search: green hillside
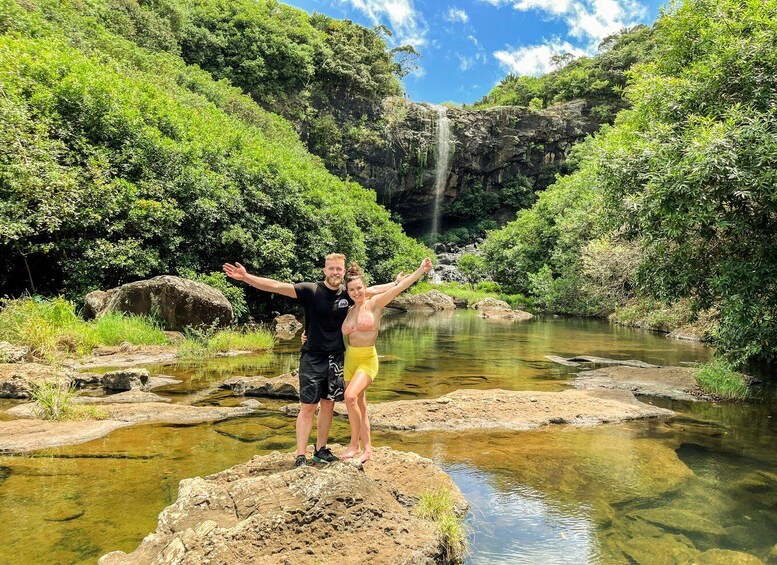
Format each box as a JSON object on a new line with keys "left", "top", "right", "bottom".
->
{"left": 0, "top": 0, "right": 428, "bottom": 304}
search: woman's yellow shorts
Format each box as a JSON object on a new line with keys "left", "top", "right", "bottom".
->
{"left": 344, "top": 344, "right": 379, "bottom": 382}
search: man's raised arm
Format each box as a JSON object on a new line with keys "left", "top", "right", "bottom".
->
{"left": 223, "top": 262, "right": 297, "bottom": 299}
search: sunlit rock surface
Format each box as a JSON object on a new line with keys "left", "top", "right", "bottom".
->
{"left": 99, "top": 447, "right": 468, "bottom": 565}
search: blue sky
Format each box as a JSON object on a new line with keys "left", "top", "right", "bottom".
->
{"left": 283, "top": 0, "right": 667, "bottom": 104}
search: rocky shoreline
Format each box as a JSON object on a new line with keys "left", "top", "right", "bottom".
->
{"left": 99, "top": 447, "right": 468, "bottom": 565}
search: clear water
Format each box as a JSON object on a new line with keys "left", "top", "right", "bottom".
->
{"left": 1, "top": 311, "right": 775, "bottom": 564}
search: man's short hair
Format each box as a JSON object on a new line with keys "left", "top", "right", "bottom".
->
{"left": 325, "top": 253, "right": 346, "bottom": 264}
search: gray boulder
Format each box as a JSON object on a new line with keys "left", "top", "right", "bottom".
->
{"left": 0, "top": 342, "right": 31, "bottom": 363}
{"left": 102, "top": 368, "right": 150, "bottom": 391}
{"left": 83, "top": 276, "right": 233, "bottom": 331}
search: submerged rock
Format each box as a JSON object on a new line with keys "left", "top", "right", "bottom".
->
{"left": 99, "top": 447, "right": 468, "bottom": 565}
{"left": 629, "top": 508, "right": 726, "bottom": 536}
{"left": 1, "top": 403, "right": 252, "bottom": 453}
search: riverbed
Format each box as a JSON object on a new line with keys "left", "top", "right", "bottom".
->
{"left": 2, "top": 311, "right": 775, "bottom": 564}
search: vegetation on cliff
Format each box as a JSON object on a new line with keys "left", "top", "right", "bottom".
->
{"left": 0, "top": 0, "right": 428, "bottom": 309}
{"left": 474, "top": 25, "right": 656, "bottom": 123}
{"left": 482, "top": 0, "right": 777, "bottom": 365}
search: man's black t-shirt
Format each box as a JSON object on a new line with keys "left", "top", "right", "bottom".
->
{"left": 294, "top": 282, "right": 353, "bottom": 353}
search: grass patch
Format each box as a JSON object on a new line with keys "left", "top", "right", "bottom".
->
{"left": 411, "top": 281, "right": 532, "bottom": 310}
{"left": 415, "top": 489, "right": 467, "bottom": 562}
{"left": 178, "top": 326, "right": 275, "bottom": 358}
{"left": 694, "top": 358, "right": 751, "bottom": 400}
{"left": 0, "top": 297, "right": 166, "bottom": 359}
{"left": 30, "top": 381, "right": 109, "bottom": 421}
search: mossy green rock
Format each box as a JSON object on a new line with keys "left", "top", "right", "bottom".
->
{"left": 620, "top": 535, "right": 698, "bottom": 564}
{"left": 630, "top": 508, "right": 726, "bottom": 536}
{"left": 683, "top": 549, "right": 763, "bottom": 564}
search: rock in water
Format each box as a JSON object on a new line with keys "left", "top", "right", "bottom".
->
{"left": 99, "top": 447, "right": 468, "bottom": 565}
{"left": 83, "top": 276, "right": 233, "bottom": 331}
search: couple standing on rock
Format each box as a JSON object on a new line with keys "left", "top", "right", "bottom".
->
{"left": 223, "top": 253, "right": 432, "bottom": 466}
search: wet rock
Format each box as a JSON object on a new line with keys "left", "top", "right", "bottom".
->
{"left": 146, "top": 375, "right": 182, "bottom": 390}
{"left": 99, "top": 447, "right": 467, "bottom": 565}
{"left": 272, "top": 314, "right": 303, "bottom": 339}
{"left": 619, "top": 535, "right": 698, "bottom": 564}
{"left": 388, "top": 290, "right": 456, "bottom": 312}
{"left": 72, "top": 372, "right": 102, "bottom": 388}
{"left": 573, "top": 366, "right": 706, "bottom": 402}
{"left": 690, "top": 549, "right": 763, "bottom": 564}
{"left": 83, "top": 276, "right": 233, "bottom": 331}
{"left": 238, "top": 399, "right": 263, "bottom": 409}
{"left": 222, "top": 371, "right": 299, "bottom": 399}
{"left": 1, "top": 404, "right": 253, "bottom": 453}
{"left": 768, "top": 544, "right": 777, "bottom": 564}
{"left": 102, "top": 368, "right": 149, "bottom": 391}
{"left": 471, "top": 298, "right": 533, "bottom": 321}
{"left": 567, "top": 355, "right": 660, "bottom": 368}
{"left": 630, "top": 508, "right": 726, "bottom": 536}
{"left": 74, "top": 390, "right": 170, "bottom": 404}
{"left": 357, "top": 388, "right": 674, "bottom": 432}
{"left": 0, "top": 342, "right": 31, "bottom": 363}
{"left": 544, "top": 355, "right": 581, "bottom": 367}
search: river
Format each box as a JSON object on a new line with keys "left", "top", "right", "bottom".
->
{"left": 1, "top": 310, "right": 775, "bottom": 564}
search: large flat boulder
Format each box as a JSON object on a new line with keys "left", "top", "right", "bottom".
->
{"left": 573, "top": 365, "right": 705, "bottom": 401}
{"left": 388, "top": 290, "right": 456, "bottom": 312}
{"left": 362, "top": 388, "right": 674, "bottom": 431}
{"left": 1, "top": 403, "right": 253, "bottom": 453}
{"left": 99, "top": 447, "right": 468, "bottom": 565}
{"left": 83, "top": 275, "right": 233, "bottom": 331}
{"left": 471, "top": 298, "right": 533, "bottom": 321}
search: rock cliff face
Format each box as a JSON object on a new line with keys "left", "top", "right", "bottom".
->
{"left": 323, "top": 98, "right": 600, "bottom": 232}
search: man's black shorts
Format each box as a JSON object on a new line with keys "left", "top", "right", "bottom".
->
{"left": 299, "top": 351, "right": 345, "bottom": 404}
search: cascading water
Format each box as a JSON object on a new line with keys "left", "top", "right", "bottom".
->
{"left": 431, "top": 106, "right": 453, "bottom": 238}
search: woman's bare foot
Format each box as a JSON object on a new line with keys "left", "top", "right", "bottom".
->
{"left": 359, "top": 449, "right": 372, "bottom": 464}
{"left": 341, "top": 446, "right": 360, "bottom": 460}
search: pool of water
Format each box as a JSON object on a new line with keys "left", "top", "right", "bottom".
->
{"left": 2, "top": 311, "right": 775, "bottom": 564}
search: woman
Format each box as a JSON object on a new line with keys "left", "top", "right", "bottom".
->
{"left": 341, "top": 257, "right": 433, "bottom": 463}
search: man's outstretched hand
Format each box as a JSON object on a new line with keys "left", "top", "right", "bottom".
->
{"left": 223, "top": 262, "right": 248, "bottom": 281}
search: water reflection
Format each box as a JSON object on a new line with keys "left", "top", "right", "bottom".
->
{"left": 4, "top": 312, "right": 775, "bottom": 564}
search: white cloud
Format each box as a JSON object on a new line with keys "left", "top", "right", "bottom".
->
{"left": 457, "top": 54, "right": 474, "bottom": 70}
{"left": 494, "top": 40, "right": 587, "bottom": 76}
{"left": 467, "top": 34, "right": 480, "bottom": 46}
{"left": 483, "top": 0, "right": 647, "bottom": 45}
{"left": 444, "top": 7, "right": 469, "bottom": 23}
{"left": 339, "top": 0, "right": 429, "bottom": 47}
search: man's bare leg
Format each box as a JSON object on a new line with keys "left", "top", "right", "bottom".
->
{"left": 296, "top": 403, "right": 318, "bottom": 455}
{"left": 316, "top": 399, "right": 335, "bottom": 450}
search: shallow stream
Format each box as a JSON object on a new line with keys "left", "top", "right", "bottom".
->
{"left": 1, "top": 311, "right": 776, "bottom": 564}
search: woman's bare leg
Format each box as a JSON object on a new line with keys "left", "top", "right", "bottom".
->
{"left": 357, "top": 390, "right": 372, "bottom": 463}
{"left": 343, "top": 371, "right": 371, "bottom": 459}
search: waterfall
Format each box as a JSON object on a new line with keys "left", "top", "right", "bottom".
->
{"left": 431, "top": 106, "right": 452, "bottom": 237}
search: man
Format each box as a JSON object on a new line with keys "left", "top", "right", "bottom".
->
{"left": 223, "top": 254, "right": 398, "bottom": 467}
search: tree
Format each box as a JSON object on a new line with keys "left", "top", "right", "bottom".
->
{"left": 457, "top": 254, "right": 485, "bottom": 289}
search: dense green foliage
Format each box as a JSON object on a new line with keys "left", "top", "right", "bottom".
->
{"left": 0, "top": 0, "right": 428, "bottom": 309}
{"left": 482, "top": 0, "right": 777, "bottom": 364}
{"left": 475, "top": 26, "right": 657, "bottom": 122}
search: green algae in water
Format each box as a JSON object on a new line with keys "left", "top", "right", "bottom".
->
{"left": 6, "top": 312, "right": 772, "bottom": 565}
